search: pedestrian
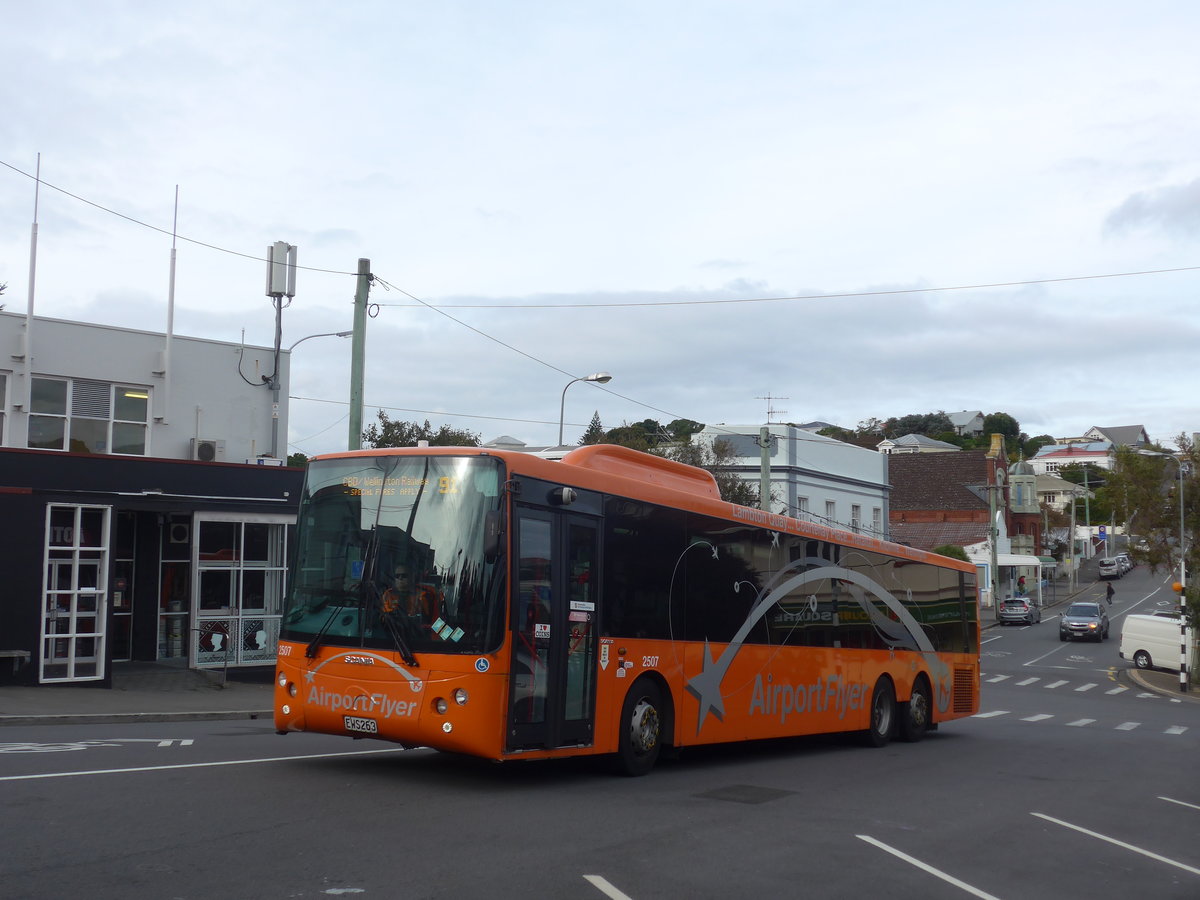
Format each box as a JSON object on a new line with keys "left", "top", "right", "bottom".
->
{"left": 1105, "top": 581, "right": 1114, "bottom": 605}
{"left": 1017, "top": 575, "right": 1026, "bottom": 596}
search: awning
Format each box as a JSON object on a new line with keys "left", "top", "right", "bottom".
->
{"left": 968, "top": 553, "right": 1043, "bottom": 569}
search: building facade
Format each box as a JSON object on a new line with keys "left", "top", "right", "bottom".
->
{"left": 699, "top": 424, "right": 890, "bottom": 538}
{"left": 0, "top": 312, "right": 303, "bottom": 685}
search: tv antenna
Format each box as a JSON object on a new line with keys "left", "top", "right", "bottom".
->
{"left": 755, "top": 393, "right": 789, "bottom": 424}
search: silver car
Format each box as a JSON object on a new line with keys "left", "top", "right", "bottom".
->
{"left": 999, "top": 596, "right": 1041, "bottom": 625}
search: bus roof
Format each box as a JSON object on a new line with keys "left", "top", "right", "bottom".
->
{"left": 310, "top": 444, "right": 974, "bottom": 574}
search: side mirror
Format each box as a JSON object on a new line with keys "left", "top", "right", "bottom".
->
{"left": 483, "top": 509, "right": 503, "bottom": 564}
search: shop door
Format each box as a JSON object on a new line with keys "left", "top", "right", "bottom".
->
{"left": 41, "top": 504, "right": 111, "bottom": 683}
{"left": 507, "top": 508, "right": 598, "bottom": 751}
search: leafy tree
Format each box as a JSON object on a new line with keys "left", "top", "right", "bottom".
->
{"left": 664, "top": 418, "right": 704, "bottom": 442}
{"left": 580, "top": 411, "right": 605, "bottom": 445}
{"left": 885, "top": 411, "right": 954, "bottom": 438}
{"left": 933, "top": 544, "right": 969, "bottom": 562}
{"left": 1105, "top": 442, "right": 1200, "bottom": 633}
{"left": 602, "top": 419, "right": 676, "bottom": 451}
{"left": 983, "top": 412, "right": 1021, "bottom": 445}
{"left": 286, "top": 451, "right": 309, "bottom": 468}
{"left": 361, "top": 411, "right": 480, "bottom": 448}
{"left": 1023, "top": 433, "right": 1056, "bottom": 457}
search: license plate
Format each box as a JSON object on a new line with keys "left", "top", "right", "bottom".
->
{"left": 343, "top": 715, "right": 378, "bottom": 734}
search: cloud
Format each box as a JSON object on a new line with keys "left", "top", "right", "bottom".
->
{"left": 1104, "top": 178, "right": 1200, "bottom": 238}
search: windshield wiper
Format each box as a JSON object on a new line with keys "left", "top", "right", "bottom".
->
{"left": 364, "top": 579, "right": 418, "bottom": 667}
{"left": 305, "top": 603, "right": 344, "bottom": 658}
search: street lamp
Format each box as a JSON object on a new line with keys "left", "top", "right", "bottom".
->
{"left": 288, "top": 330, "right": 352, "bottom": 352}
{"left": 558, "top": 372, "right": 612, "bottom": 446}
{"left": 270, "top": 330, "right": 353, "bottom": 458}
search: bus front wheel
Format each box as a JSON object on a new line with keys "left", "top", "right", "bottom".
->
{"left": 862, "top": 678, "right": 896, "bottom": 748}
{"left": 615, "top": 679, "right": 663, "bottom": 776}
{"left": 899, "top": 676, "right": 931, "bottom": 743}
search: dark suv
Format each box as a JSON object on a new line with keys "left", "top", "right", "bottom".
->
{"left": 1059, "top": 601, "right": 1110, "bottom": 642}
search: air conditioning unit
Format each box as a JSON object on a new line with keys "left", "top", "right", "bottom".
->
{"left": 191, "top": 438, "right": 226, "bottom": 462}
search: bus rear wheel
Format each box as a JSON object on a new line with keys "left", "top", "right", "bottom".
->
{"left": 862, "top": 678, "right": 896, "bottom": 748}
{"left": 615, "top": 679, "right": 663, "bottom": 776}
{"left": 899, "top": 677, "right": 931, "bottom": 743}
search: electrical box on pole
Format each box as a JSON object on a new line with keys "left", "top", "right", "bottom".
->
{"left": 266, "top": 241, "right": 297, "bottom": 298}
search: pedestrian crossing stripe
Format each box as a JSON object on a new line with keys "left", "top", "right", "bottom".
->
{"left": 970, "top": 711, "right": 1186, "bottom": 735}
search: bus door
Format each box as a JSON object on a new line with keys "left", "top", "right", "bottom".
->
{"left": 508, "top": 508, "right": 598, "bottom": 751}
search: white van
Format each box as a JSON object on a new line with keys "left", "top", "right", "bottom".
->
{"left": 1119, "top": 613, "right": 1190, "bottom": 672}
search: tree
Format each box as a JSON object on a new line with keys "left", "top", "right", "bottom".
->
{"left": 933, "top": 544, "right": 969, "bottom": 562}
{"left": 1023, "top": 434, "right": 1056, "bottom": 458}
{"left": 1105, "top": 442, "right": 1200, "bottom": 633}
{"left": 982, "top": 412, "right": 1021, "bottom": 445}
{"left": 602, "top": 420, "right": 663, "bottom": 451}
{"left": 579, "top": 412, "right": 605, "bottom": 445}
{"left": 361, "top": 411, "right": 480, "bottom": 448}
{"left": 664, "top": 418, "right": 704, "bottom": 442}
{"left": 286, "top": 451, "right": 309, "bottom": 468}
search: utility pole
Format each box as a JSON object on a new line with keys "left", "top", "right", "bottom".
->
{"left": 1069, "top": 488, "right": 1078, "bottom": 590}
{"left": 347, "top": 258, "right": 370, "bottom": 451}
{"left": 758, "top": 426, "right": 773, "bottom": 512}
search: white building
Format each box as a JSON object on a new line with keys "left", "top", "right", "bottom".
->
{"left": 699, "top": 424, "right": 890, "bottom": 538}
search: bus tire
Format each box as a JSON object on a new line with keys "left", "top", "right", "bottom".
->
{"left": 899, "top": 676, "right": 931, "bottom": 743}
{"left": 615, "top": 679, "right": 663, "bottom": 776}
{"left": 862, "top": 677, "right": 896, "bottom": 748}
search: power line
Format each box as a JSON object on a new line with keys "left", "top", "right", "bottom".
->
{"left": 5, "top": 157, "right": 1199, "bottom": 310}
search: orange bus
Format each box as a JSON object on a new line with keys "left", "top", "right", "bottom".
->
{"left": 274, "top": 444, "right": 979, "bottom": 774}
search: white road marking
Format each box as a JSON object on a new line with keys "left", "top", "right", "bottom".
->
{"left": 1066, "top": 719, "right": 1096, "bottom": 727}
{"left": 1136, "top": 693, "right": 1158, "bottom": 699}
{"left": 1106, "top": 686, "right": 1128, "bottom": 695}
{"left": 1074, "top": 684, "right": 1097, "bottom": 692}
{"left": 1031, "top": 812, "right": 1200, "bottom": 876}
{"left": 1165, "top": 726, "right": 1188, "bottom": 735}
{"left": 584, "top": 875, "right": 635, "bottom": 900}
{"left": 857, "top": 835, "right": 1002, "bottom": 900}
{"left": 1044, "top": 680, "right": 1068, "bottom": 689}
{"left": 1016, "top": 677, "right": 1040, "bottom": 686}
{"left": 986, "top": 675, "right": 1010, "bottom": 683}
{"left": 972, "top": 711, "right": 1009, "bottom": 718}
{"left": 0, "top": 747, "right": 411, "bottom": 782}
{"left": 1021, "top": 714, "right": 1053, "bottom": 722}
{"left": 1159, "top": 796, "right": 1200, "bottom": 811}
{"left": 1115, "top": 722, "right": 1140, "bottom": 731}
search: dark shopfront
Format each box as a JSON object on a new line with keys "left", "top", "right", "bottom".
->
{"left": 0, "top": 448, "right": 303, "bottom": 686}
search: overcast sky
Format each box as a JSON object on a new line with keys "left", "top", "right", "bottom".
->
{"left": 4, "top": 1, "right": 1199, "bottom": 457}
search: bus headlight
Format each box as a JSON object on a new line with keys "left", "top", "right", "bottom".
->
{"left": 454, "top": 688, "right": 469, "bottom": 706}
{"left": 278, "top": 672, "right": 287, "bottom": 687}
{"left": 288, "top": 682, "right": 297, "bottom": 697}
{"left": 434, "top": 697, "right": 449, "bottom": 714}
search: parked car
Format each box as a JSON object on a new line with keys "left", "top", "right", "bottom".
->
{"left": 1059, "top": 601, "right": 1110, "bottom": 642}
{"left": 1098, "top": 558, "right": 1122, "bottom": 579}
{"left": 1119, "top": 613, "right": 1186, "bottom": 671}
{"left": 1115, "top": 553, "right": 1133, "bottom": 573}
{"left": 999, "top": 596, "right": 1041, "bottom": 625}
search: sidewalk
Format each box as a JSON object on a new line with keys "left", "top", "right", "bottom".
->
{"left": 0, "top": 662, "right": 274, "bottom": 727}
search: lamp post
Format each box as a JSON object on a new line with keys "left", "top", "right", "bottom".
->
{"left": 558, "top": 372, "right": 612, "bottom": 446}
{"left": 270, "top": 330, "right": 352, "bottom": 459}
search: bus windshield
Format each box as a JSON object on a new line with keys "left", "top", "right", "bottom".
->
{"left": 281, "top": 454, "right": 506, "bottom": 655}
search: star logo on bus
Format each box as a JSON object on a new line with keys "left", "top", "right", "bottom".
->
{"left": 685, "top": 640, "right": 734, "bottom": 729}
